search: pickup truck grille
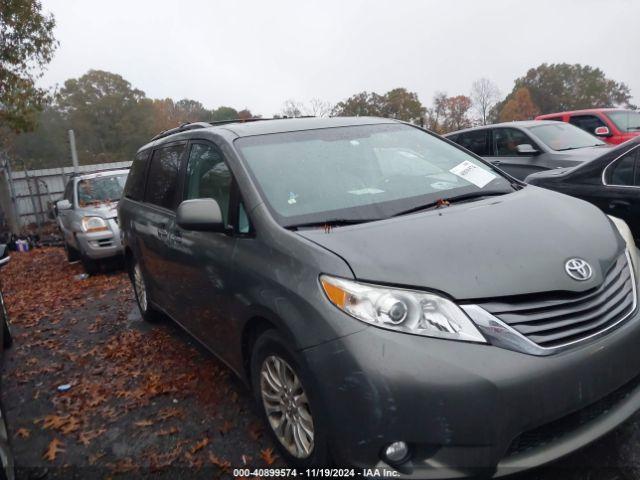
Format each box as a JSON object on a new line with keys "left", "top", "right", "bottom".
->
{"left": 475, "top": 253, "right": 636, "bottom": 349}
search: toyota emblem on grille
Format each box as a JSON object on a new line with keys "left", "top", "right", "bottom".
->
{"left": 565, "top": 258, "right": 593, "bottom": 281}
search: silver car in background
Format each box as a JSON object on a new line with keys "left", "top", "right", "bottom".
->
{"left": 56, "top": 169, "right": 129, "bottom": 273}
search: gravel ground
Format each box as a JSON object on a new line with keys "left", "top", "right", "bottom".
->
{"left": 2, "top": 248, "right": 640, "bottom": 479}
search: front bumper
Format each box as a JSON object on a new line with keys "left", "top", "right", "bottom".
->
{"left": 302, "top": 305, "right": 640, "bottom": 478}
{"left": 76, "top": 219, "right": 123, "bottom": 260}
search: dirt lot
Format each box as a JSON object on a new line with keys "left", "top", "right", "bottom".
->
{"left": 2, "top": 248, "right": 640, "bottom": 479}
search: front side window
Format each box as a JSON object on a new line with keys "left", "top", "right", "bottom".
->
{"left": 569, "top": 115, "right": 607, "bottom": 134}
{"left": 235, "top": 123, "right": 513, "bottom": 227}
{"left": 455, "top": 130, "right": 490, "bottom": 156}
{"left": 184, "top": 143, "right": 232, "bottom": 224}
{"left": 145, "top": 144, "right": 185, "bottom": 210}
{"left": 493, "top": 128, "right": 536, "bottom": 156}
{"left": 607, "top": 149, "right": 639, "bottom": 186}
{"left": 527, "top": 123, "right": 605, "bottom": 151}
{"left": 76, "top": 174, "right": 128, "bottom": 206}
{"left": 606, "top": 111, "right": 640, "bottom": 133}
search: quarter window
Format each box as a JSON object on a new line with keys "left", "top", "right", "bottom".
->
{"left": 494, "top": 129, "right": 536, "bottom": 156}
{"left": 608, "top": 149, "right": 639, "bottom": 186}
{"left": 185, "top": 143, "right": 232, "bottom": 224}
{"left": 569, "top": 115, "right": 607, "bottom": 135}
{"left": 145, "top": 144, "right": 185, "bottom": 210}
{"left": 124, "top": 149, "right": 150, "bottom": 201}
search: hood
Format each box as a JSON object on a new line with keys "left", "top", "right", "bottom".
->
{"left": 298, "top": 187, "right": 624, "bottom": 300}
{"left": 79, "top": 201, "right": 119, "bottom": 219}
{"left": 551, "top": 144, "right": 612, "bottom": 160}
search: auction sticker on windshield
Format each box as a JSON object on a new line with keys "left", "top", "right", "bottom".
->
{"left": 449, "top": 160, "right": 496, "bottom": 188}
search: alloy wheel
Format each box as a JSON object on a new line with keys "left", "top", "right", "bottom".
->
{"left": 260, "top": 355, "right": 314, "bottom": 459}
{"left": 133, "top": 263, "right": 148, "bottom": 313}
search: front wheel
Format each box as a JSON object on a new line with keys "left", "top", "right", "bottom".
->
{"left": 251, "top": 329, "right": 329, "bottom": 467}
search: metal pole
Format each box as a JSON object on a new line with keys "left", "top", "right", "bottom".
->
{"left": 68, "top": 129, "right": 79, "bottom": 173}
{"left": 1, "top": 153, "right": 20, "bottom": 234}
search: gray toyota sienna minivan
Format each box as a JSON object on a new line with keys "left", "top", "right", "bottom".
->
{"left": 119, "top": 117, "right": 640, "bottom": 478}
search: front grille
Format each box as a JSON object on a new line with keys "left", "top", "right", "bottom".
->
{"left": 506, "top": 373, "right": 640, "bottom": 457}
{"left": 97, "top": 239, "right": 114, "bottom": 247}
{"left": 476, "top": 254, "right": 636, "bottom": 349}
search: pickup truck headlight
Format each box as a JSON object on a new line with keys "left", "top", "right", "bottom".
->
{"left": 609, "top": 216, "right": 639, "bottom": 277}
{"left": 320, "top": 275, "right": 486, "bottom": 343}
{"left": 81, "top": 216, "right": 108, "bottom": 233}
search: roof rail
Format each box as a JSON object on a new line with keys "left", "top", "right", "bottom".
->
{"left": 150, "top": 116, "right": 316, "bottom": 142}
{"left": 68, "top": 166, "right": 130, "bottom": 178}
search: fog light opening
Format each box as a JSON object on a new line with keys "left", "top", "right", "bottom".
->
{"left": 382, "top": 441, "right": 410, "bottom": 465}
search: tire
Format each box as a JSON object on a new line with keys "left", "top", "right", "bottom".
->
{"left": 250, "top": 329, "right": 329, "bottom": 467}
{"left": 130, "top": 259, "right": 160, "bottom": 322}
{"left": 0, "top": 293, "right": 11, "bottom": 350}
{"left": 80, "top": 255, "right": 99, "bottom": 275}
{"left": 63, "top": 241, "right": 80, "bottom": 263}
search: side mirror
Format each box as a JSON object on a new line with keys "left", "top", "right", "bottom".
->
{"left": 57, "top": 199, "right": 72, "bottom": 211}
{"left": 594, "top": 126, "right": 611, "bottom": 137}
{"left": 516, "top": 144, "right": 539, "bottom": 155}
{"left": 176, "top": 199, "right": 225, "bottom": 232}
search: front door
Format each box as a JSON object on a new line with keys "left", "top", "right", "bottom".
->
{"left": 168, "top": 141, "right": 238, "bottom": 354}
{"left": 490, "top": 128, "right": 547, "bottom": 180}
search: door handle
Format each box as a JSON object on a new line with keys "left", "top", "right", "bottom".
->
{"left": 492, "top": 160, "right": 502, "bottom": 166}
{"left": 609, "top": 200, "right": 631, "bottom": 210}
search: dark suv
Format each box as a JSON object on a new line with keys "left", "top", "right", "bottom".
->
{"left": 119, "top": 117, "right": 640, "bottom": 477}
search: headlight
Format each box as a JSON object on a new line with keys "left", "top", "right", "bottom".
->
{"left": 320, "top": 275, "right": 486, "bottom": 343}
{"left": 81, "top": 216, "right": 108, "bottom": 233}
{"left": 609, "top": 216, "right": 639, "bottom": 276}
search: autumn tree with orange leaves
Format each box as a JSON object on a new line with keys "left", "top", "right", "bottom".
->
{"left": 498, "top": 87, "right": 540, "bottom": 122}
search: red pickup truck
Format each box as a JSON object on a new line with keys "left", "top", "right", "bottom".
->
{"left": 536, "top": 108, "right": 640, "bottom": 145}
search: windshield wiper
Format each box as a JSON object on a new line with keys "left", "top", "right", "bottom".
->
{"left": 392, "top": 190, "right": 511, "bottom": 218}
{"left": 285, "top": 218, "right": 378, "bottom": 231}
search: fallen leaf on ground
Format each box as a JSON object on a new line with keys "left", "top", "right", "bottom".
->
{"left": 189, "top": 437, "right": 210, "bottom": 454}
{"left": 260, "top": 447, "right": 278, "bottom": 465}
{"left": 15, "top": 428, "right": 30, "bottom": 438}
{"left": 43, "top": 438, "right": 65, "bottom": 461}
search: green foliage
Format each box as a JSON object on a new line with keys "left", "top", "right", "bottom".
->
{"left": 333, "top": 91, "right": 387, "bottom": 118}
{"left": 0, "top": 0, "right": 57, "bottom": 134}
{"left": 334, "top": 88, "right": 424, "bottom": 124}
{"left": 499, "top": 63, "right": 632, "bottom": 116}
{"left": 211, "top": 106, "right": 239, "bottom": 121}
{"left": 55, "top": 70, "right": 155, "bottom": 164}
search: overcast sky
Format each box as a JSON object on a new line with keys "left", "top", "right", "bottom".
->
{"left": 38, "top": 0, "right": 639, "bottom": 116}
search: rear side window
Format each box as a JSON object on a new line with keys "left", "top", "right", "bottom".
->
{"left": 569, "top": 115, "right": 606, "bottom": 134}
{"left": 607, "top": 149, "right": 639, "bottom": 186}
{"left": 455, "top": 130, "right": 490, "bottom": 156}
{"left": 123, "top": 150, "right": 150, "bottom": 201}
{"left": 145, "top": 144, "right": 186, "bottom": 210}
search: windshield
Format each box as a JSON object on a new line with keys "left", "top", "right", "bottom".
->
{"left": 235, "top": 123, "right": 513, "bottom": 227}
{"left": 607, "top": 111, "right": 640, "bottom": 133}
{"left": 76, "top": 173, "right": 128, "bottom": 206}
{"left": 527, "top": 123, "right": 605, "bottom": 151}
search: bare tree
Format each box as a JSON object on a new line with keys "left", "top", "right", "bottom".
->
{"left": 305, "top": 98, "right": 333, "bottom": 117}
{"left": 281, "top": 98, "right": 333, "bottom": 118}
{"left": 281, "top": 99, "right": 304, "bottom": 118}
{"left": 471, "top": 78, "right": 501, "bottom": 125}
{"left": 425, "top": 92, "right": 448, "bottom": 133}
